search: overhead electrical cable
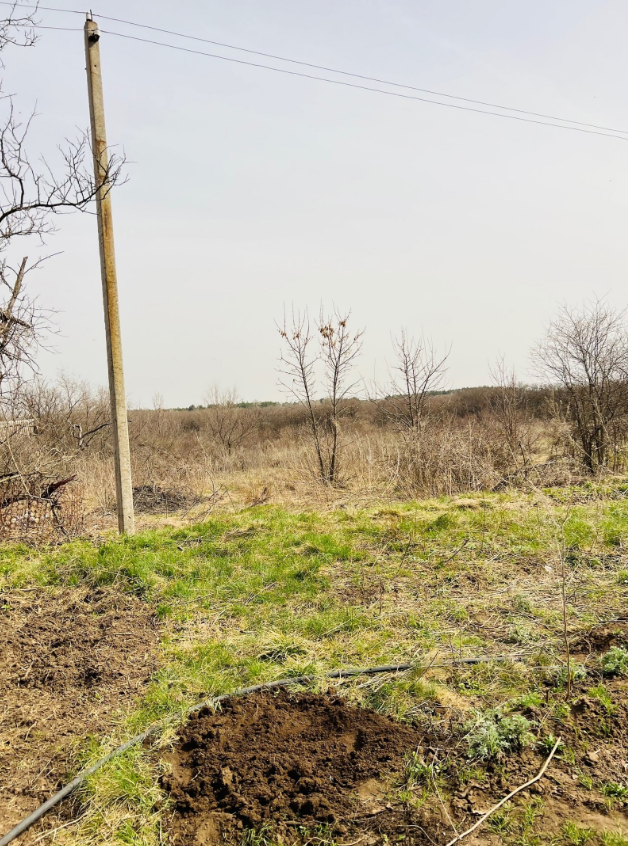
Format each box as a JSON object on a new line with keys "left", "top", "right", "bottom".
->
{"left": 30, "top": 23, "right": 80, "bottom": 31}
{"left": 0, "top": 1, "right": 85, "bottom": 11}
{"left": 98, "top": 29, "right": 628, "bottom": 141}
{"left": 94, "top": 13, "right": 628, "bottom": 136}
{"left": 5, "top": 0, "right": 627, "bottom": 140}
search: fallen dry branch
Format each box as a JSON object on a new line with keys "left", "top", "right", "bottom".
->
{"left": 443, "top": 737, "right": 562, "bottom": 846}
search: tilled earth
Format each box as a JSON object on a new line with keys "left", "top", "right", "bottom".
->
{"left": 0, "top": 587, "right": 158, "bottom": 841}
{"left": 163, "top": 684, "right": 628, "bottom": 846}
{"left": 162, "top": 689, "right": 442, "bottom": 845}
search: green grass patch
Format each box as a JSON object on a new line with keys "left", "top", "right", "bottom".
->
{"left": 3, "top": 489, "right": 628, "bottom": 845}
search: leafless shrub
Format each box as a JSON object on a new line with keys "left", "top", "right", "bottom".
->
{"left": 203, "top": 385, "right": 259, "bottom": 455}
{"left": 374, "top": 331, "right": 449, "bottom": 436}
{"left": 0, "top": 377, "right": 110, "bottom": 535}
{"left": 487, "top": 358, "right": 540, "bottom": 482}
{"left": 533, "top": 300, "right": 628, "bottom": 471}
{"left": 278, "top": 308, "right": 363, "bottom": 484}
{"left": 390, "top": 414, "right": 501, "bottom": 496}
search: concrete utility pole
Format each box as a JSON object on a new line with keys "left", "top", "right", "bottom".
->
{"left": 84, "top": 16, "right": 135, "bottom": 535}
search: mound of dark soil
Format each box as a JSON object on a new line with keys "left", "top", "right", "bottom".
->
{"left": 163, "top": 683, "right": 628, "bottom": 846}
{"left": 162, "top": 690, "right": 430, "bottom": 845}
{"left": 571, "top": 618, "right": 628, "bottom": 655}
{"left": 0, "top": 587, "right": 158, "bottom": 841}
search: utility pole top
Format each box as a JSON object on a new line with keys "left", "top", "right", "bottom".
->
{"left": 84, "top": 16, "right": 99, "bottom": 41}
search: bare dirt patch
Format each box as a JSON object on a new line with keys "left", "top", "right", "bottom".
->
{"left": 0, "top": 587, "right": 158, "bottom": 840}
{"left": 162, "top": 689, "right": 433, "bottom": 845}
{"left": 571, "top": 618, "right": 628, "bottom": 655}
{"left": 163, "top": 685, "right": 628, "bottom": 846}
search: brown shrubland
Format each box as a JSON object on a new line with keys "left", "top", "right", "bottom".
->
{"left": 3, "top": 301, "right": 628, "bottom": 539}
{"left": 0, "top": 376, "right": 591, "bottom": 539}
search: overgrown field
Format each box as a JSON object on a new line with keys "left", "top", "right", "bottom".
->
{"left": 3, "top": 482, "right": 628, "bottom": 845}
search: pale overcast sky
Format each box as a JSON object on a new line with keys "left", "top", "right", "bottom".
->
{"left": 7, "top": 0, "right": 628, "bottom": 406}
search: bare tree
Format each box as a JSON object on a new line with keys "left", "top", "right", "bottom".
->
{"left": 318, "top": 309, "right": 363, "bottom": 483}
{"left": 0, "top": 255, "right": 46, "bottom": 395}
{"left": 488, "top": 357, "right": 537, "bottom": 473}
{"left": 278, "top": 307, "right": 363, "bottom": 484}
{"left": 0, "top": 11, "right": 124, "bottom": 401}
{"left": 57, "top": 374, "right": 110, "bottom": 450}
{"left": 0, "top": 116, "right": 124, "bottom": 395}
{"left": 375, "top": 331, "right": 449, "bottom": 436}
{"left": 533, "top": 300, "right": 628, "bottom": 471}
{"left": 0, "top": 105, "right": 123, "bottom": 247}
{"left": 203, "top": 385, "right": 258, "bottom": 455}
{"left": 0, "top": 3, "right": 36, "bottom": 61}
{"left": 0, "top": 8, "right": 125, "bottom": 533}
{"left": 278, "top": 310, "right": 326, "bottom": 480}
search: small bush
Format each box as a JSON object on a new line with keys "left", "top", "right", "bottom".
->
{"left": 242, "top": 824, "right": 278, "bottom": 846}
{"left": 403, "top": 750, "right": 433, "bottom": 786}
{"left": 555, "top": 662, "right": 587, "bottom": 687}
{"left": 588, "top": 684, "right": 617, "bottom": 715}
{"left": 512, "top": 593, "right": 532, "bottom": 613}
{"left": 602, "top": 782, "right": 628, "bottom": 799}
{"left": 538, "top": 733, "right": 564, "bottom": 755}
{"left": 578, "top": 772, "right": 593, "bottom": 789}
{"left": 601, "top": 647, "right": 628, "bottom": 677}
{"left": 601, "top": 833, "right": 628, "bottom": 846}
{"left": 562, "top": 822, "right": 595, "bottom": 845}
{"left": 515, "top": 692, "right": 543, "bottom": 709}
{"left": 464, "top": 709, "right": 535, "bottom": 760}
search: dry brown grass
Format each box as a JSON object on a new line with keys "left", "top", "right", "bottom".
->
{"left": 0, "top": 381, "right": 604, "bottom": 538}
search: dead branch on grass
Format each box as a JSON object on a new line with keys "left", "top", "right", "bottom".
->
{"left": 444, "top": 737, "right": 562, "bottom": 846}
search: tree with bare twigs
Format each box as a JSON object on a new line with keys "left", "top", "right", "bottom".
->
{"left": 488, "top": 357, "right": 538, "bottom": 475}
{"left": 278, "top": 308, "right": 363, "bottom": 484}
{"left": 277, "top": 310, "right": 326, "bottom": 480}
{"left": 0, "top": 5, "right": 124, "bottom": 534}
{"left": 370, "top": 331, "right": 450, "bottom": 494}
{"left": 375, "top": 331, "right": 449, "bottom": 437}
{"left": 0, "top": 7, "right": 124, "bottom": 401}
{"left": 204, "top": 385, "right": 259, "bottom": 455}
{"left": 0, "top": 255, "right": 47, "bottom": 397}
{"left": 533, "top": 300, "right": 628, "bottom": 472}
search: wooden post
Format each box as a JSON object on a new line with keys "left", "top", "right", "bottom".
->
{"left": 84, "top": 16, "right": 135, "bottom": 535}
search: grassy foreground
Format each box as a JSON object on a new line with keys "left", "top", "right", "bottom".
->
{"left": 3, "top": 482, "right": 628, "bottom": 844}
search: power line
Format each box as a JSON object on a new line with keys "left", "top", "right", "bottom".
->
{"left": 97, "top": 29, "right": 628, "bottom": 141}
{"left": 0, "top": 1, "right": 84, "bottom": 13}
{"left": 94, "top": 13, "right": 628, "bottom": 137}
{"left": 5, "top": 0, "right": 628, "bottom": 138}
{"left": 6, "top": 1, "right": 628, "bottom": 141}
{"left": 31, "top": 23, "right": 80, "bottom": 31}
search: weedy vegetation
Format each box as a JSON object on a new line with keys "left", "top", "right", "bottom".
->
{"left": 464, "top": 709, "right": 535, "bottom": 760}
{"left": 601, "top": 647, "right": 628, "bottom": 677}
{"left": 2, "top": 290, "right": 628, "bottom": 840}
{"left": 2, "top": 483, "right": 628, "bottom": 844}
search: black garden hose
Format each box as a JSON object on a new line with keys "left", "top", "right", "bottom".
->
{"left": 0, "top": 658, "right": 495, "bottom": 845}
